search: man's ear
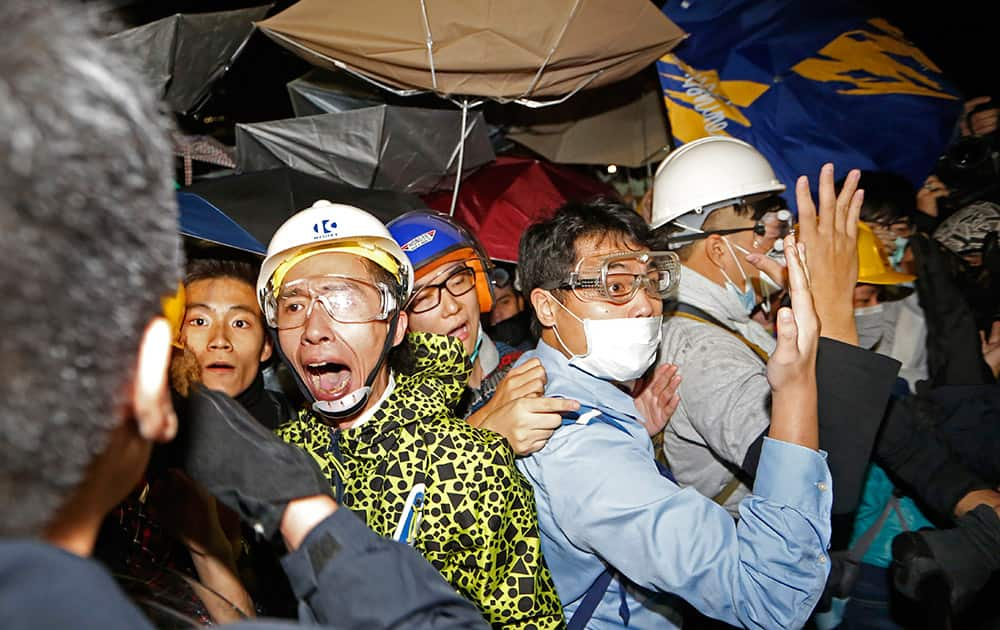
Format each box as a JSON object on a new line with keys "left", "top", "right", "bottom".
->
{"left": 704, "top": 234, "right": 728, "bottom": 267}
{"left": 260, "top": 333, "right": 274, "bottom": 363}
{"left": 391, "top": 311, "right": 408, "bottom": 347}
{"left": 132, "top": 317, "right": 177, "bottom": 444}
{"left": 530, "top": 288, "right": 558, "bottom": 328}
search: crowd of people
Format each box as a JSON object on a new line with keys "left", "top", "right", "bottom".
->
{"left": 2, "top": 2, "right": 999, "bottom": 629}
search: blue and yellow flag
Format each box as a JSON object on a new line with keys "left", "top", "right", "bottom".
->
{"left": 657, "top": 0, "right": 963, "bottom": 200}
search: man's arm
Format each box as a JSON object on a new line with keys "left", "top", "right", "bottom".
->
{"left": 547, "top": 424, "right": 831, "bottom": 629}
{"left": 279, "top": 498, "right": 489, "bottom": 629}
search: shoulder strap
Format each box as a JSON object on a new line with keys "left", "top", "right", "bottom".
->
{"left": 566, "top": 569, "right": 615, "bottom": 630}
{"left": 712, "top": 475, "right": 744, "bottom": 506}
{"left": 671, "top": 303, "right": 770, "bottom": 363}
{"left": 848, "top": 495, "right": 900, "bottom": 563}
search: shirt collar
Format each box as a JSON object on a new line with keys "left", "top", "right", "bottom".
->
{"left": 530, "top": 340, "right": 642, "bottom": 424}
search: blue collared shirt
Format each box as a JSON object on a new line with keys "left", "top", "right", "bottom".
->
{"left": 515, "top": 341, "right": 833, "bottom": 629}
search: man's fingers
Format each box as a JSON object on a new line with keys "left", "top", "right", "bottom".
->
{"left": 796, "top": 175, "right": 817, "bottom": 237}
{"left": 646, "top": 363, "right": 678, "bottom": 393}
{"left": 745, "top": 253, "right": 787, "bottom": 289}
{"left": 846, "top": 189, "right": 864, "bottom": 240}
{"left": 835, "top": 169, "right": 861, "bottom": 233}
{"left": 817, "top": 163, "right": 836, "bottom": 230}
{"left": 505, "top": 360, "right": 546, "bottom": 387}
{"left": 773, "top": 307, "right": 800, "bottom": 362}
{"left": 508, "top": 377, "right": 547, "bottom": 400}
{"left": 523, "top": 396, "right": 580, "bottom": 414}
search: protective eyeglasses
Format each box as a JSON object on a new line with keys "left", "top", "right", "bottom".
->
{"left": 668, "top": 208, "right": 794, "bottom": 247}
{"left": 408, "top": 265, "right": 477, "bottom": 314}
{"left": 265, "top": 275, "right": 397, "bottom": 329}
{"left": 554, "top": 250, "right": 680, "bottom": 304}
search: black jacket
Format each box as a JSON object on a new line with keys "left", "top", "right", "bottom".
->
{"left": 0, "top": 509, "right": 488, "bottom": 629}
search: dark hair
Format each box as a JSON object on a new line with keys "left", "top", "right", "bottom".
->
{"left": 518, "top": 198, "right": 652, "bottom": 335}
{"left": 0, "top": 2, "right": 181, "bottom": 536}
{"left": 842, "top": 170, "right": 916, "bottom": 225}
{"left": 185, "top": 257, "right": 260, "bottom": 290}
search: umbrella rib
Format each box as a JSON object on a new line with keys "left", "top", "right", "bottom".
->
{"left": 418, "top": 0, "right": 438, "bottom": 91}
{"left": 521, "top": 0, "right": 584, "bottom": 100}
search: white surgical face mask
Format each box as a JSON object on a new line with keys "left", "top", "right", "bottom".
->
{"left": 549, "top": 294, "right": 662, "bottom": 382}
{"left": 854, "top": 303, "right": 885, "bottom": 350}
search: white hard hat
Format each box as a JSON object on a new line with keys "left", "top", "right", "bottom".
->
{"left": 650, "top": 136, "right": 785, "bottom": 231}
{"left": 256, "top": 200, "right": 415, "bottom": 313}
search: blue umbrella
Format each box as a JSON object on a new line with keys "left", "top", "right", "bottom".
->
{"left": 177, "top": 192, "right": 266, "bottom": 256}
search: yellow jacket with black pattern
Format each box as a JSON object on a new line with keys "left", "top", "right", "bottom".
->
{"left": 276, "top": 331, "right": 563, "bottom": 629}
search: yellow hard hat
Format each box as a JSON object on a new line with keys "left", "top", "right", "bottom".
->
{"left": 857, "top": 222, "right": 915, "bottom": 285}
{"left": 160, "top": 282, "right": 186, "bottom": 349}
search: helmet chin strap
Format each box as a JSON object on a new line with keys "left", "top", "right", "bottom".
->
{"left": 268, "top": 313, "right": 400, "bottom": 425}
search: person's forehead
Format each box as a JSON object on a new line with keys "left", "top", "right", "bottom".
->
{"left": 572, "top": 233, "right": 648, "bottom": 267}
{"left": 421, "top": 260, "right": 466, "bottom": 285}
{"left": 494, "top": 284, "right": 516, "bottom": 299}
{"left": 186, "top": 277, "right": 257, "bottom": 308}
{"left": 285, "top": 252, "right": 372, "bottom": 283}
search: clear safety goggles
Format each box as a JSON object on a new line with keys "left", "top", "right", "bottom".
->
{"left": 264, "top": 274, "right": 397, "bottom": 329}
{"left": 555, "top": 250, "right": 680, "bottom": 304}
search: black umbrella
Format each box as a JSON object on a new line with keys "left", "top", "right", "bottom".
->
{"left": 108, "top": 5, "right": 271, "bottom": 115}
{"left": 234, "top": 104, "right": 495, "bottom": 195}
{"left": 182, "top": 167, "right": 427, "bottom": 245}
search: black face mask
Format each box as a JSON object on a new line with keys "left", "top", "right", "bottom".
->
{"left": 485, "top": 308, "right": 534, "bottom": 348}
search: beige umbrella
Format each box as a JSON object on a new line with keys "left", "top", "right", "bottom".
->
{"left": 256, "top": 0, "right": 686, "bottom": 105}
{"left": 506, "top": 86, "right": 670, "bottom": 167}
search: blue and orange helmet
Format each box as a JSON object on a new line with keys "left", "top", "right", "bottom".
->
{"left": 387, "top": 211, "right": 495, "bottom": 313}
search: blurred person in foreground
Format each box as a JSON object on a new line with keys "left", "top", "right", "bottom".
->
{"left": 0, "top": 2, "right": 489, "bottom": 627}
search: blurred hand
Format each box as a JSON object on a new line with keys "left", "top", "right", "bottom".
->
{"left": 149, "top": 470, "right": 233, "bottom": 559}
{"left": 766, "top": 235, "right": 820, "bottom": 450}
{"left": 916, "top": 174, "right": 950, "bottom": 218}
{"left": 795, "top": 163, "right": 864, "bottom": 345}
{"left": 633, "top": 363, "right": 681, "bottom": 437}
{"left": 980, "top": 321, "right": 1000, "bottom": 379}
{"left": 960, "top": 96, "right": 1000, "bottom": 137}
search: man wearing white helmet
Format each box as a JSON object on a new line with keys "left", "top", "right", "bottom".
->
{"left": 260, "top": 201, "right": 562, "bottom": 628}
{"left": 649, "top": 137, "right": 901, "bottom": 519}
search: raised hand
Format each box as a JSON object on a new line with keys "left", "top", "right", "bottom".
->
{"left": 766, "top": 234, "right": 820, "bottom": 450}
{"left": 796, "top": 163, "right": 864, "bottom": 345}
{"left": 633, "top": 363, "right": 682, "bottom": 437}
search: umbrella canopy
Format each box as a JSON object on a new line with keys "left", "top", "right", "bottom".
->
{"left": 177, "top": 192, "right": 267, "bottom": 255}
{"left": 256, "top": 0, "right": 686, "bottom": 104}
{"left": 182, "top": 167, "right": 427, "bottom": 245}
{"left": 506, "top": 85, "right": 670, "bottom": 168}
{"left": 422, "top": 156, "right": 617, "bottom": 262}
{"left": 287, "top": 69, "right": 384, "bottom": 117}
{"left": 235, "top": 104, "right": 495, "bottom": 194}
{"left": 109, "top": 5, "right": 271, "bottom": 115}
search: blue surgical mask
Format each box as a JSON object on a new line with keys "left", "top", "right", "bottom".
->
{"left": 720, "top": 237, "right": 757, "bottom": 314}
{"left": 890, "top": 236, "right": 909, "bottom": 268}
{"left": 468, "top": 326, "right": 484, "bottom": 364}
